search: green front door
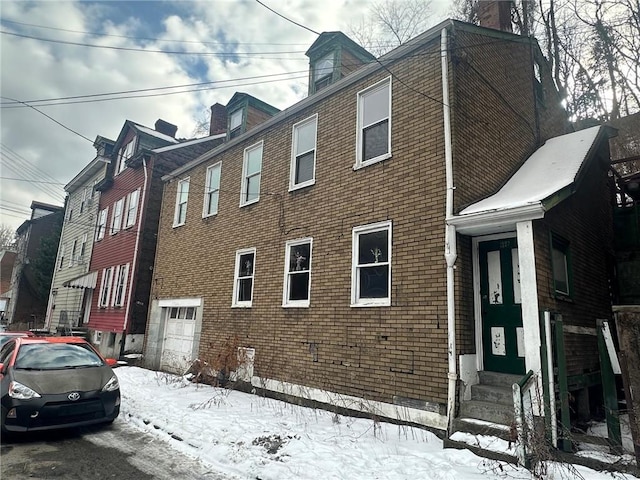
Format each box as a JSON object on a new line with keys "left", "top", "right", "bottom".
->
{"left": 480, "top": 238, "right": 525, "bottom": 375}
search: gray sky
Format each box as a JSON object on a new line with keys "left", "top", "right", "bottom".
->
{"left": 0, "top": 0, "right": 452, "bottom": 232}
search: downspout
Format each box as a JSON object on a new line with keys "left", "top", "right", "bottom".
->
{"left": 121, "top": 155, "right": 148, "bottom": 356}
{"left": 442, "top": 26, "right": 458, "bottom": 434}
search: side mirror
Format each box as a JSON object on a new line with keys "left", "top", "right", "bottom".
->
{"left": 105, "top": 358, "right": 117, "bottom": 367}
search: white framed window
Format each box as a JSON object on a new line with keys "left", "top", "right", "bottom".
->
{"left": 355, "top": 77, "right": 391, "bottom": 169}
{"left": 110, "top": 198, "right": 124, "bottom": 235}
{"left": 112, "top": 263, "right": 129, "bottom": 307}
{"left": 80, "top": 187, "right": 87, "bottom": 213}
{"left": 240, "top": 142, "right": 263, "bottom": 207}
{"left": 314, "top": 52, "right": 334, "bottom": 90}
{"left": 351, "top": 220, "right": 392, "bottom": 307}
{"left": 124, "top": 188, "right": 140, "bottom": 228}
{"left": 290, "top": 115, "right": 317, "bottom": 190}
{"left": 203, "top": 162, "right": 221, "bottom": 217}
{"left": 69, "top": 239, "right": 77, "bottom": 267}
{"left": 116, "top": 138, "right": 136, "bottom": 174}
{"left": 68, "top": 208, "right": 74, "bottom": 222}
{"left": 283, "top": 238, "right": 312, "bottom": 307}
{"left": 79, "top": 233, "right": 88, "bottom": 262}
{"left": 99, "top": 267, "right": 114, "bottom": 308}
{"left": 232, "top": 248, "right": 255, "bottom": 307}
{"left": 230, "top": 109, "right": 243, "bottom": 131}
{"left": 96, "top": 207, "right": 108, "bottom": 241}
{"left": 58, "top": 244, "right": 65, "bottom": 270}
{"left": 173, "top": 178, "right": 190, "bottom": 227}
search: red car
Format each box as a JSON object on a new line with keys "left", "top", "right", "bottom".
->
{"left": 0, "top": 331, "right": 35, "bottom": 348}
{"left": 0, "top": 336, "right": 120, "bottom": 433}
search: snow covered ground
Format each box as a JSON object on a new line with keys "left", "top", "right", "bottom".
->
{"left": 114, "top": 366, "right": 637, "bottom": 480}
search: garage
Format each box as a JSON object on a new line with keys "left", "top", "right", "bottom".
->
{"left": 160, "top": 306, "right": 197, "bottom": 373}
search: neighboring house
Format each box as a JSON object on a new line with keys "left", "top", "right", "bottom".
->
{"left": 87, "top": 119, "right": 228, "bottom": 358}
{"left": 146, "top": 12, "right": 615, "bottom": 443}
{"left": 44, "top": 136, "right": 114, "bottom": 335}
{"left": 0, "top": 250, "right": 17, "bottom": 320}
{"left": 4, "top": 201, "right": 64, "bottom": 328}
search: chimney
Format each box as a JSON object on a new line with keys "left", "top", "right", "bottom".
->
{"left": 154, "top": 119, "right": 178, "bottom": 138}
{"left": 209, "top": 103, "right": 227, "bottom": 135}
{"left": 478, "top": 0, "right": 513, "bottom": 32}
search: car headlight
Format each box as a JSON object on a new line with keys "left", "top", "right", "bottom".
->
{"left": 102, "top": 375, "right": 119, "bottom": 392}
{"left": 9, "top": 381, "right": 41, "bottom": 400}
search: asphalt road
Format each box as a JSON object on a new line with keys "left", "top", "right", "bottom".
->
{"left": 0, "top": 420, "right": 230, "bottom": 480}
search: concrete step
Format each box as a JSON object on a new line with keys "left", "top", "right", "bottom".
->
{"left": 459, "top": 400, "right": 515, "bottom": 426}
{"left": 470, "top": 383, "right": 513, "bottom": 405}
{"left": 478, "top": 371, "right": 522, "bottom": 388}
{"left": 453, "top": 418, "right": 514, "bottom": 442}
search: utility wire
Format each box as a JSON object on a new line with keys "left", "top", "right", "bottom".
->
{"left": 254, "top": 0, "right": 320, "bottom": 36}
{"left": 0, "top": 96, "right": 94, "bottom": 143}
{"left": 0, "top": 30, "right": 306, "bottom": 56}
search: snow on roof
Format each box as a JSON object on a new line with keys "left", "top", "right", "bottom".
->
{"left": 133, "top": 123, "right": 179, "bottom": 144}
{"left": 152, "top": 133, "right": 226, "bottom": 154}
{"left": 460, "top": 126, "right": 602, "bottom": 215}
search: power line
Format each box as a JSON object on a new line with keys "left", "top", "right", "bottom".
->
{"left": 254, "top": 0, "right": 320, "bottom": 36}
{"left": 0, "top": 30, "right": 307, "bottom": 56}
{"left": 0, "top": 96, "right": 94, "bottom": 143}
{"left": 0, "top": 18, "right": 313, "bottom": 47}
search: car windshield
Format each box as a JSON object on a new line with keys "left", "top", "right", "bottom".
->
{"left": 0, "top": 334, "right": 25, "bottom": 348}
{"left": 14, "top": 343, "right": 104, "bottom": 370}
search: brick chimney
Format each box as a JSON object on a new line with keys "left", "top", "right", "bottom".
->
{"left": 478, "top": 0, "right": 513, "bottom": 32}
{"left": 154, "top": 119, "right": 178, "bottom": 138}
{"left": 209, "top": 103, "right": 227, "bottom": 135}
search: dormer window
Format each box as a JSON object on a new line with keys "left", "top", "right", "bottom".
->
{"left": 313, "top": 52, "right": 335, "bottom": 92}
{"left": 116, "top": 137, "right": 136, "bottom": 174}
{"left": 229, "top": 109, "right": 244, "bottom": 139}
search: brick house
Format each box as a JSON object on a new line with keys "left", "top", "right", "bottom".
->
{"left": 44, "top": 136, "right": 113, "bottom": 335}
{"left": 145, "top": 15, "right": 615, "bottom": 437}
{"left": 87, "top": 119, "right": 226, "bottom": 358}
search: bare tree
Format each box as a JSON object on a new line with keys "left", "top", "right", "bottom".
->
{"left": 347, "top": 0, "right": 433, "bottom": 56}
{"left": 0, "top": 224, "right": 16, "bottom": 248}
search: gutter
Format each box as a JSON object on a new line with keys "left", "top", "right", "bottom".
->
{"left": 441, "top": 27, "right": 458, "bottom": 435}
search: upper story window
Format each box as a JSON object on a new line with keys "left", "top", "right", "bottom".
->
{"left": 229, "top": 109, "right": 244, "bottom": 139}
{"left": 79, "top": 233, "right": 88, "bottom": 261}
{"left": 110, "top": 198, "right": 124, "bottom": 235}
{"left": 68, "top": 208, "right": 74, "bottom": 222}
{"left": 203, "top": 162, "right": 221, "bottom": 217}
{"left": 99, "top": 267, "right": 114, "bottom": 308}
{"left": 551, "top": 234, "right": 571, "bottom": 297}
{"left": 173, "top": 178, "right": 190, "bottom": 227}
{"left": 69, "top": 239, "right": 77, "bottom": 267}
{"left": 355, "top": 77, "right": 391, "bottom": 169}
{"left": 80, "top": 187, "right": 87, "bottom": 214}
{"left": 116, "top": 138, "right": 136, "bottom": 175}
{"left": 232, "top": 248, "right": 255, "bottom": 307}
{"left": 313, "top": 52, "right": 335, "bottom": 92}
{"left": 58, "top": 244, "right": 65, "bottom": 270}
{"left": 290, "top": 115, "right": 317, "bottom": 191}
{"left": 112, "top": 263, "right": 129, "bottom": 307}
{"left": 124, "top": 189, "right": 140, "bottom": 228}
{"left": 283, "top": 238, "right": 312, "bottom": 307}
{"left": 95, "top": 207, "right": 108, "bottom": 241}
{"left": 351, "top": 220, "right": 392, "bottom": 307}
{"left": 240, "top": 142, "right": 263, "bottom": 207}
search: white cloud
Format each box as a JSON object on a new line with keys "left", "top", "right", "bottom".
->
{"left": 0, "top": 0, "right": 449, "bottom": 231}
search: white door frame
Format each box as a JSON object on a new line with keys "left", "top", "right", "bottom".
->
{"left": 472, "top": 231, "right": 517, "bottom": 373}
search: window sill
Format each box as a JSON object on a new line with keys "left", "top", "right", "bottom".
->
{"left": 282, "top": 302, "right": 310, "bottom": 308}
{"left": 288, "top": 180, "right": 315, "bottom": 193}
{"left": 232, "top": 303, "right": 252, "bottom": 308}
{"left": 350, "top": 299, "right": 391, "bottom": 308}
{"left": 353, "top": 153, "right": 392, "bottom": 171}
{"left": 202, "top": 212, "right": 218, "bottom": 219}
{"left": 172, "top": 222, "right": 185, "bottom": 229}
{"left": 240, "top": 198, "right": 260, "bottom": 208}
{"left": 554, "top": 293, "right": 574, "bottom": 303}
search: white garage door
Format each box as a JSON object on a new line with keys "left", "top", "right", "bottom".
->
{"left": 160, "top": 306, "right": 196, "bottom": 373}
